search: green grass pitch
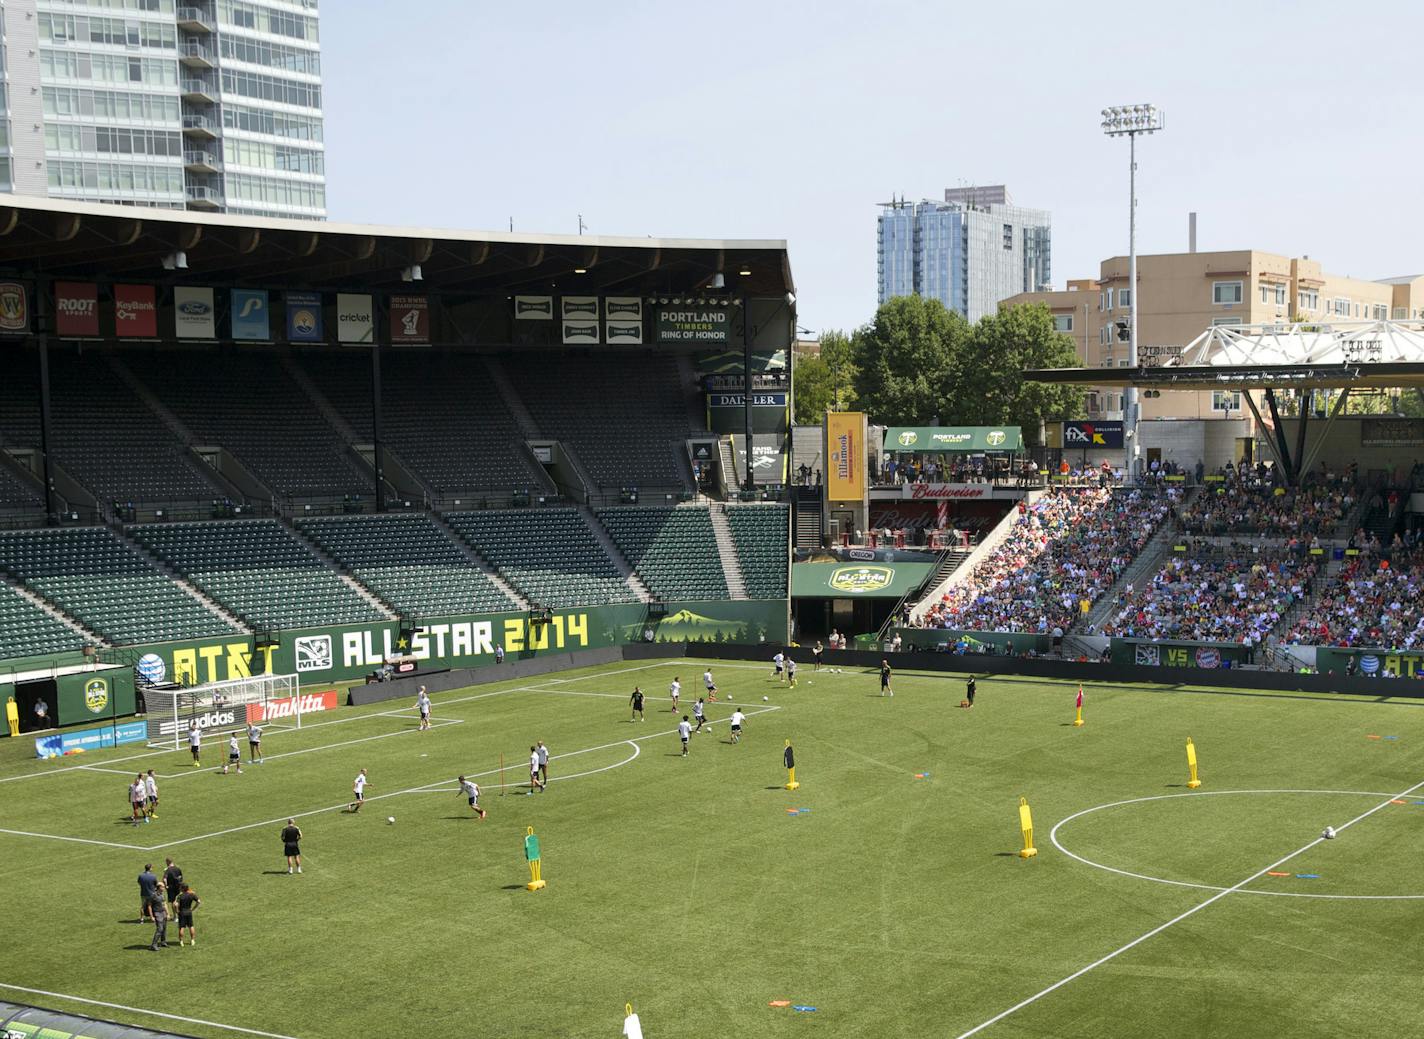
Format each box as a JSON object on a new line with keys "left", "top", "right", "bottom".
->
{"left": 1, "top": 659, "right": 1422, "bottom": 1038}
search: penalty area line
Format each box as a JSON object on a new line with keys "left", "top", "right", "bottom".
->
{"left": 952, "top": 774, "right": 1424, "bottom": 1039}
{"left": 0, "top": 981, "right": 299, "bottom": 1039}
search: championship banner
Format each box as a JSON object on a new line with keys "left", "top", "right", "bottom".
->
{"left": 826, "top": 411, "right": 866, "bottom": 502}
{"left": 656, "top": 305, "right": 732, "bottom": 344}
{"left": 1063, "top": 420, "right": 1123, "bottom": 449}
{"left": 561, "top": 296, "right": 599, "bottom": 320}
{"left": 286, "top": 292, "right": 324, "bottom": 342}
{"left": 389, "top": 295, "right": 429, "bottom": 343}
{"left": 562, "top": 320, "right": 600, "bottom": 345}
{"left": 0, "top": 281, "right": 27, "bottom": 333}
{"left": 605, "top": 297, "right": 643, "bottom": 321}
{"left": 114, "top": 284, "right": 158, "bottom": 338}
{"left": 337, "top": 293, "right": 374, "bottom": 344}
{"left": 231, "top": 289, "right": 270, "bottom": 340}
{"left": 514, "top": 295, "right": 553, "bottom": 320}
{"left": 173, "top": 286, "right": 216, "bottom": 339}
{"left": 55, "top": 282, "right": 99, "bottom": 336}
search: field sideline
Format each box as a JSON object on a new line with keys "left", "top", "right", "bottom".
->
{"left": 1, "top": 658, "right": 1421, "bottom": 1039}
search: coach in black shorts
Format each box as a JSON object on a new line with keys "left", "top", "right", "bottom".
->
{"left": 281, "top": 818, "right": 303, "bottom": 875}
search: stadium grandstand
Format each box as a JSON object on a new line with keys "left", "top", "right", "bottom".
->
{"left": 0, "top": 195, "right": 794, "bottom": 696}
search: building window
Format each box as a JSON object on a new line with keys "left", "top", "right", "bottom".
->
{"left": 1213, "top": 281, "right": 1243, "bottom": 305}
{"left": 1053, "top": 314, "right": 1073, "bottom": 333}
{"left": 1118, "top": 359, "right": 1130, "bottom": 367}
{"left": 1332, "top": 298, "right": 1350, "bottom": 316}
{"left": 1260, "top": 283, "right": 1287, "bottom": 305}
{"left": 1002, "top": 224, "right": 1013, "bottom": 250}
{"left": 1118, "top": 288, "right": 1132, "bottom": 308}
{"left": 1298, "top": 290, "right": 1318, "bottom": 311}
{"left": 1394, "top": 307, "right": 1407, "bottom": 320}
{"left": 1212, "top": 316, "right": 1241, "bottom": 327}
{"left": 1373, "top": 304, "right": 1388, "bottom": 320}
{"left": 1212, "top": 391, "right": 1241, "bottom": 412}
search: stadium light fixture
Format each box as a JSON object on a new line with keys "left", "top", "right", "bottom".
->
{"left": 573, "top": 267, "right": 587, "bottom": 274}
{"left": 161, "top": 250, "right": 187, "bottom": 270}
{"left": 1101, "top": 101, "right": 1163, "bottom": 485}
{"left": 401, "top": 264, "right": 422, "bottom": 282}
{"left": 738, "top": 264, "right": 751, "bottom": 276}
{"left": 710, "top": 273, "right": 726, "bottom": 289}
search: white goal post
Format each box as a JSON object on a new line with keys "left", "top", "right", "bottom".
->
{"left": 144, "top": 673, "right": 302, "bottom": 750}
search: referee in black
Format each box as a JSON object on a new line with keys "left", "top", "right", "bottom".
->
{"left": 281, "top": 818, "right": 303, "bottom": 875}
{"left": 966, "top": 676, "right": 976, "bottom": 707}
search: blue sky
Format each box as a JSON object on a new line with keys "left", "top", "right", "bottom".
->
{"left": 323, "top": 0, "right": 1424, "bottom": 336}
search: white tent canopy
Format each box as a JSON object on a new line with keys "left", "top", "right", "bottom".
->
{"left": 1173, "top": 318, "right": 1424, "bottom": 368}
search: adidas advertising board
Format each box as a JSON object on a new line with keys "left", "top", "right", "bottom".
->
{"left": 173, "top": 287, "right": 216, "bottom": 339}
{"left": 156, "top": 708, "right": 236, "bottom": 738}
{"left": 337, "top": 293, "right": 374, "bottom": 344}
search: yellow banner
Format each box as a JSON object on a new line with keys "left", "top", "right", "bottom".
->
{"left": 826, "top": 411, "right": 866, "bottom": 501}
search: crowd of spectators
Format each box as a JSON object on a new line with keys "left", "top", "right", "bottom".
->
{"left": 914, "top": 486, "right": 1175, "bottom": 634}
{"left": 1285, "top": 542, "right": 1424, "bottom": 649}
{"left": 1176, "top": 464, "right": 1360, "bottom": 538}
{"left": 1098, "top": 548, "right": 1317, "bottom": 645}
{"left": 879, "top": 455, "right": 1035, "bottom": 486}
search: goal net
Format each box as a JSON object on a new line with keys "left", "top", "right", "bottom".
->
{"left": 145, "top": 673, "right": 301, "bottom": 750}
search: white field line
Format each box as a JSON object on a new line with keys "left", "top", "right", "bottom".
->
{"left": 0, "top": 982, "right": 299, "bottom": 1039}
{"left": 0, "top": 827, "right": 147, "bottom": 851}
{"left": 141, "top": 704, "right": 780, "bottom": 851}
{"left": 953, "top": 775, "right": 1424, "bottom": 1039}
{"left": 1050, "top": 789, "right": 1424, "bottom": 901}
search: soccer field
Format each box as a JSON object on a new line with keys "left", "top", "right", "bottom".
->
{"left": 1, "top": 658, "right": 1421, "bottom": 1039}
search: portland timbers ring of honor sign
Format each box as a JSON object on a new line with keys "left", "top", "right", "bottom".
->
{"left": 656, "top": 306, "right": 731, "bottom": 344}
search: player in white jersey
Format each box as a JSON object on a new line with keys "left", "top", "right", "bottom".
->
{"left": 130, "top": 776, "right": 148, "bottom": 826}
{"left": 188, "top": 723, "right": 202, "bottom": 767}
{"left": 729, "top": 708, "right": 746, "bottom": 744}
{"left": 144, "top": 769, "right": 159, "bottom": 820}
{"left": 349, "top": 768, "right": 370, "bottom": 812}
{"left": 787, "top": 657, "right": 798, "bottom": 688}
{"left": 416, "top": 687, "right": 431, "bottom": 731}
{"left": 703, "top": 670, "right": 717, "bottom": 698}
{"left": 693, "top": 697, "right": 708, "bottom": 733}
{"left": 456, "top": 775, "right": 486, "bottom": 819}
{"left": 677, "top": 716, "right": 692, "bottom": 756}
{"left": 247, "top": 722, "right": 263, "bottom": 764}
{"left": 223, "top": 732, "right": 242, "bottom": 774}
{"left": 669, "top": 677, "right": 681, "bottom": 712}
{"left": 528, "top": 746, "right": 545, "bottom": 793}
{"left": 771, "top": 652, "right": 785, "bottom": 679}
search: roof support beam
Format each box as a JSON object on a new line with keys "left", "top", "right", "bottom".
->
{"left": 1262, "top": 388, "right": 1294, "bottom": 485}
{"left": 1296, "top": 387, "right": 1351, "bottom": 481}
{"left": 1241, "top": 390, "right": 1289, "bottom": 478}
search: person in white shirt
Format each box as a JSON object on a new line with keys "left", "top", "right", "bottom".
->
{"left": 536, "top": 741, "right": 550, "bottom": 785}
{"left": 223, "top": 732, "right": 242, "bottom": 775}
{"left": 416, "top": 687, "right": 431, "bottom": 731}
{"left": 188, "top": 723, "right": 202, "bottom": 767}
{"left": 693, "top": 697, "right": 708, "bottom": 733}
{"left": 677, "top": 716, "right": 692, "bottom": 756}
{"left": 703, "top": 670, "right": 717, "bottom": 698}
{"left": 669, "top": 677, "right": 681, "bottom": 713}
{"left": 729, "top": 709, "right": 746, "bottom": 744}
{"left": 130, "top": 776, "right": 148, "bottom": 826}
{"left": 787, "top": 658, "right": 798, "bottom": 688}
{"left": 456, "top": 775, "right": 486, "bottom": 819}
{"left": 247, "top": 722, "right": 263, "bottom": 764}
{"left": 528, "top": 746, "right": 544, "bottom": 794}
{"left": 144, "top": 769, "right": 159, "bottom": 821}
{"left": 349, "top": 768, "right": 370, "bottom": 813}
{"left": 770, "top": 651, "right": 785, "bottom": 679}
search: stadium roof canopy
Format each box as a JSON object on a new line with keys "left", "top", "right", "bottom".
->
{"left": 1026, "top": 319, "right": 1424, "bottom": 390}
{"left": 0, "top": 194, "right": 794, "bottom": 296}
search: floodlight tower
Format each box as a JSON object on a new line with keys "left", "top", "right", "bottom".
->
{"left": 1101, "top": 103, "right": 1164, "bottom": 483}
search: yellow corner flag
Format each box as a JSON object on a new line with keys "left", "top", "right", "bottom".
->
{"left": 1018, "top": 797, "right": 1037, "bottom": 858}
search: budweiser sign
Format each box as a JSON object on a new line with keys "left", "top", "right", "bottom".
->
{"left": 906, "top": 484, "right": 989, "bottom": 500}
{"left": 245, "top": 690, "right": 338, "bottom": 723}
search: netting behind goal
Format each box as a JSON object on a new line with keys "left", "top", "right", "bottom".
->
{"left": 145, "top": 674, "right": 301, "bottom": 750}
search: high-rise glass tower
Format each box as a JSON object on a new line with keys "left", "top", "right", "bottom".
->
{"left": 877, "top": 186, "right": 1050, "bottom": 323}
{"left": 0, "top": 0, "right": 324, "bottom": 219}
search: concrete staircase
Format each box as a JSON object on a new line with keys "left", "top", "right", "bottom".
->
{"left": 429, "top": 511, "right": 531, "bottom": 611}
{"left": 1075, "top": 524, "right": 1177, "bottom": 634}
{"left": 115, "top": 526, "right": 249, "bottom": 634}
{"left": 706, "top": 504, "right": 749, "bottom": 599}
{"left": 579, "top": 505, "right": 654, "bottom": 603}
{"left": 0, "top": 572, "right": 109, "bottom": 648}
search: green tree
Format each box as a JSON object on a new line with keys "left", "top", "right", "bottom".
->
{"left": 851, "top": 296, "right": 969, "bottom": 425}
{"left": 793, "top": 330, "right": 858, "bottom": 424}
{"left": 952, "top": 303, "right": 1084, "bottom": 444}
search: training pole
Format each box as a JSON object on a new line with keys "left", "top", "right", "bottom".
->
{"left": 500, "top": 753, "right": 505, "bottom": 796}
{"left": 1018, "top": 797, "right": 1037, "bottom": 858}
{"left": 1186, "top": 737, "right": 1202, "bottom": 789}
{"left": 1073, "top": 685, "right": 1084, "bottom": 727}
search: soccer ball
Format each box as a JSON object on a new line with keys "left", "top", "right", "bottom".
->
{"left": 1322, "top": 826, "right": 1336, "bottom": 839}
{"left": 387, "top": 816, "right": 396, "bottom": 825}
{"left": 763, "top": 696, "right": 769, "bottom": 702}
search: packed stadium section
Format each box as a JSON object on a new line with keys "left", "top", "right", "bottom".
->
{"left": 0, "top": 196, "right": 795, "bottom": 719}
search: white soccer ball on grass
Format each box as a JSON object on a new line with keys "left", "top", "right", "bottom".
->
{"left": 387, "top": 816, "right": 396, "bottom": 824}
{"left": 763, "top": 695, "right": 769, "bottom": 701}
{"left": 1322, "top": 826, "right": 1336, "bottom": 839}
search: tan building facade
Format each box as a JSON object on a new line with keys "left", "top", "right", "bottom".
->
{"left": 1005, "top": 251, "right": 1424, "bottom": 421}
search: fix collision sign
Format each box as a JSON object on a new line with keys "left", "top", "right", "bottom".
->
{"left": 114, "top": 284, "right": 158, "bottom": 337}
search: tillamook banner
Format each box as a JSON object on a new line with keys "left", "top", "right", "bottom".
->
{"left": 1063, "top": 420, "right": 1124, "bottom": 449}
{"left": 114, "top": 284, "right": 158, "bottom": 337}
{"left": 231, "top": 288, "right": 270, "bottom": 340}
{"left": 826, "top": 411, "right": 866, "bottom": 501}
{"left": 657, "top": 306, "right": 732, "bottom": 344}
{"left": 389, "top": 295, "right": 429, "bottom": 343}
{"left": 287, "top": 292, "right": 324, "bottom": 342}
{"left": 884, "top": 426, "right": 1022, "bottom": 453}
{"left": 337, "top": 293, "right": 374, "bottom": 344}
{"left": 173, "top": 286, "right": 216, "bottom": 339}
{"left": 55, "top": 282, "right": 100, "bottom": 336}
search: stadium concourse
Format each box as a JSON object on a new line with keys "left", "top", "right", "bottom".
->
{"left": 0, "top": 196, "right": 795, "bottom": 711}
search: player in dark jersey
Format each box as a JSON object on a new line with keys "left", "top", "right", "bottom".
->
{"left": 175, "top": 884, "right": 200, "bottom": 946}
{"left": 966, "top": 676, "right": 976, "bottom": 707}
{"left": 281, "top": 818, "right": 303, "bottom": 874}
{"left": 880, "top": 659, "right": 893, "bottom": 697}
{"left": 629, "top": 686, "right": 645, "bottom": 722}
